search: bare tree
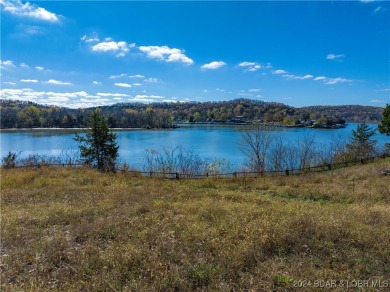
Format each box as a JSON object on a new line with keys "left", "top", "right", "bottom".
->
{"left": 269, "top": 132, "right": 319, "bottom": 171}
{"left": 318, "top": 133, "right": 348, "bottom": 164}
{"left": 297, "top": 133, "right": 317, "bottom": 169}
{"left": 141, "top": 146, "right": 230, "bottom": 177}
{"left": 239, "top": 123, "right": 274, "bottom": 172}
{"left": 269, "top": 133, "right": 288, "bottom": 171}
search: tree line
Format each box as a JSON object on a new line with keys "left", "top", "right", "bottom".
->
{"left": 0, "top": 100, "right": 175, "bottom": 129}
{"left": 1, "top": 98, "right": 384, "bottom": 129}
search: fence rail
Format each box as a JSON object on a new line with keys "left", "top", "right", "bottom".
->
{"left": 5, "top": 153, "right": 389, "bottom": 179}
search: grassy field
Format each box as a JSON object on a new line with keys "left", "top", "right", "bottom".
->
{"left": 1, "top": 160, "right": 390, "bottom": 291}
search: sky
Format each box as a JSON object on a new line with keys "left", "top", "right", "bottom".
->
{"left": 1, "top": 0, "right": 389, "bottom": 108}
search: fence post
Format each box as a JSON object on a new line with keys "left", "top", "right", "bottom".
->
{"left": 206, "top": 172, "right": 208, "bottom": 178}
{"left": 233, "top": 172, "right": 237, "bottom": 178}
{"left": 327, "top": 164, "right": 331, "bottom": 170}
{"left": 176, "top": 173, "right": 179, "bottom": 179}
{"left": 285, "top": 169, "right": 289, "bottom": 176}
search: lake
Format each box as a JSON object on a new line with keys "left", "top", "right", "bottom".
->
{"left": 1, "top": 123, "right": 388, "bottom": 169}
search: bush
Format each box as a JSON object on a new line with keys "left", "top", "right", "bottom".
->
{"left": 2, "top": 151, "right": 18, "bottom": 169}
{"left": 140, "top": 146, "right": 230, "bottom": 177}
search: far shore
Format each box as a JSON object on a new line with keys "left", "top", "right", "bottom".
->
{"left": 0, "top": 127, "right": 146, "bottom": 132}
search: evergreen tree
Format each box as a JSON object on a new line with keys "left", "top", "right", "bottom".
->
{"left": 74, "top": 109, "right": 119, "bottom": 171}
{"left": 347, "top": 123, "right": 377, "bottom": 160}
{"left": 378, "top": 104, "right": 390, "bottom": 152}
{"left": 378, "top": 104, "right": 390, "bottom": 136}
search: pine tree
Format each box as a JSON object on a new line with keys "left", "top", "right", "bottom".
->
{"left": 378, "top": 104, "right": 390, "bottom": 152}
{"left": 74, "top": 109, "right": 119, "bottom": 171}
{"left": 347, "top": 123, "right": 377, "bottom": 160}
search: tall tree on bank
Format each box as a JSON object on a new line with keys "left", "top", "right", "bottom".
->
{"left": 346, "top": 123, "right": 377, "bottom": 160}
{"left": 74, "top": 109, "right": 119, "bottom": 171}
{"left": 239, "top": 123, "right": 274, "bottom": 173}
{"left": 378, "top": 104, "right": 390, "bottom": 152}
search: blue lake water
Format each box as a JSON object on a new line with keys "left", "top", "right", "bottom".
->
{"left": 1, "top": 123, "right": 388, "bottom": 169}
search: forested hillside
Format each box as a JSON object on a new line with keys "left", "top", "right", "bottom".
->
{"left": 0, "top": 100, "right": 174, "bottom": 129}
{"left": 0, "top": 98, "right": 383, "bottom": 129}
{"left": 302, "top": 105, "right": 384, "bottom": 123}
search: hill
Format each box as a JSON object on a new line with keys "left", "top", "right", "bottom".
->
{"left": 0, "top": 98, "right": 384, "bottom": 129}
{"left": 1, "top": 161, "right": 389, "bottom": 290}
{"left": 302, "top": 105, "right": 384, "bottom": 123}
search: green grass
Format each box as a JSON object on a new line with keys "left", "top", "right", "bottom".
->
{"left": 1, "top": 160, "right": 389, "bottom": 291}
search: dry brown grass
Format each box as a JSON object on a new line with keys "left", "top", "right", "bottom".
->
{"left": 1, "top": 160, "right": 389, "bottom": 291}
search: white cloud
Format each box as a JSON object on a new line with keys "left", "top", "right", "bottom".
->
{"left": 370, "top": 99, "right": 385, "bottom": 103}
{"left": 130, "top": 94, "right": 166, "bottom": 103}
{"left": 248, "top": 89, "right": 261, "bottom": 92}
{"left": 239, "top": 61, "right": 256, "bottom": 67}
{"left": 134, "top": 95, "right": 149, "bottom": 99}
{"left": 92, "top": 81, "right": 101, "bottom": 85}
{"left": 283, "top": 74, "right": 313, "bottom": 80}
{"left": 16, "top": 24, "right": 42, "bottom": 35}
{"left": 1, "top": 88, "right": 28, "bottom": 96}
{"left": 0, "top": 88, "right": 118, "bottom": 108}
{"left": 0, "top": 60, "right": 15, "bottom": 69}
{"left": 133, "top": 83, "right": 142, "bottom": 86}
{"left": 109, "top": 73, "right": 128, "bottom": 79}
{"left": 91, "top": 41, "right": 135, "bottom": 57}
{"left": 21, "top": 79, "right": 38, "bottom": 83}
{"left": 324, "top": 77, "right": 352, "bottom": 85}
{"left": 238, "top": 61, "right": 261, "bottom": 72}
{"left": 20, "top": 63, "right": 29, "bottom": 68}
{"left": 201, "top": 61, "right": 226, "bottom": 70}
{"left": 114, "top": 82, "right": 132, "bottom": 88}
{"left": 35, "top": 66, "right": 44, "bottom": 71}
{"left": 44, "top": 91, "right": 90, "bottom": 98}
{"left": 139, "top": 45, "right": 194, "bottom": 65}
{"left": 3, "top": 82, "right": 16, "bottom": 85}
{"left": 313, "top": 76, "right": 352, "bottom": 85}
{"left": 97, "top": 92, "right": 130, "bottom": 97}
{"left": 326, "top": 54, "right": 345, "bottom": 61}
{"left": 272, "top": 69, "right": 287, "bottom": 74}
{"left": 302, "top": 74, "right": 314, "bottom": 79}
{"left": 0, "top": 0, "right": 59, "bottom": 22}
{"left": 80, "top": 33, "right": 100, "bottom": 43}
{"left": 360, "top": 0, "right": 377, "bottom": 3}
{"left": 109, "top": 74, "right": 144, "bottom": 80}
{"left": 46, "top": 96, "right": 69, "bottom": 102}
{"left": 144, "top": 78, "right": 158, "bottom": 83}
{"left": 46, "top": 79, "right": 72, "bottom": 85}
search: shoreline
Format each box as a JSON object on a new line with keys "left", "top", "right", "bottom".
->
{"left": 0, "top": 127, "right": 162, "bottom": 132}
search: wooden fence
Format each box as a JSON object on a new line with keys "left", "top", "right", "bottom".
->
{"left": 7, "top": 153, "right": 389, "bottom": 179}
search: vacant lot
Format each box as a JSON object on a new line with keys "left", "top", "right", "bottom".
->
{"left": 1, "top": 160, "right": 389, "bottom": 291}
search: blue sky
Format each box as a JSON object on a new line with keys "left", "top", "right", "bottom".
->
{"left": 1, "top": 0, "right": 389, "bottom": 108}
